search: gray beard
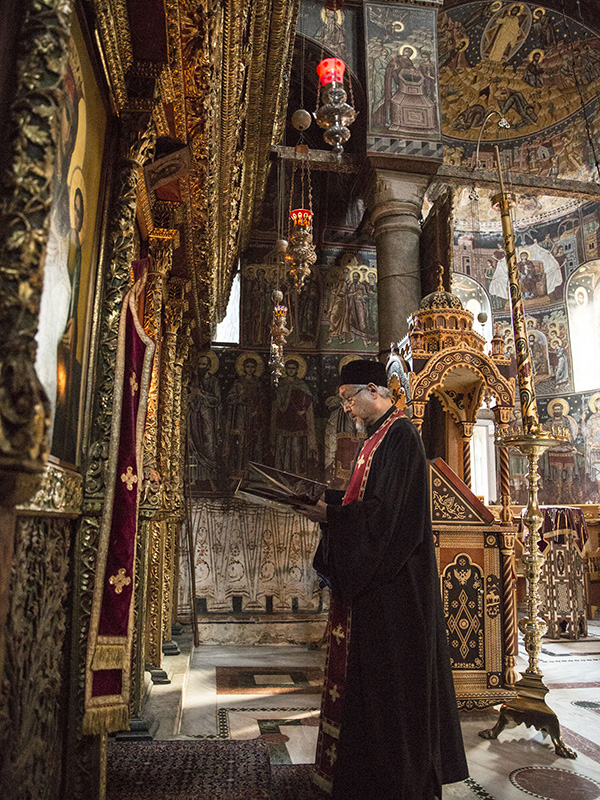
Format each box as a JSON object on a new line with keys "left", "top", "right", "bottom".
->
{"left": 355, "top": 419, "right": 366, "bottom": 436}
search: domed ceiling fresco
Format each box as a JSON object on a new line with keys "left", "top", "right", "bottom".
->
{"left": 439, "top": 1, "right": 600, "bottom": 177}
{"left": 438, "top": 1, "right": 600, "bottom": 227}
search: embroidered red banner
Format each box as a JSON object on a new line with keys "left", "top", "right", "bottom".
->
{"left": 313, "top": 408, "right": 403, "bottom": 792}
{"left": 83, "top": 261, "right": 155, "bottom": 734}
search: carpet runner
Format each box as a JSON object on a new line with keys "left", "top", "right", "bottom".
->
{"left": 106, "top": 740, "right": 326, "bottom": 800}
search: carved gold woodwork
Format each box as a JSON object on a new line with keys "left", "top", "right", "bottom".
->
{"left": 145, "top": 518, "right": 166, "bottom": 669}
{"left": 0, "top": 2, "right": 74, "bottom": 780}
{"left": 163, "top": 324, "right": 190, "bottom": 638}
{"left": 91, "top": 0, "right": 133, "bottom": 113}
{"left": 430, "top": 459, "right": 518, "bottom": 709}
{"left": 166, "top": 0, "right": 299, "bottom": 341}
{"left": 67, "top": 122, "right": 156, "bottom": 795}
{"left": 0, "top": 516, "right": 73, "bottom": 797}
{"left": 0, "top": 0, "right": 77, "bottom": 506}
{"left": 145, "top": 295, "right": 182, "bottom": 664}
{"left": 17, "top": 463, "right": 83, "bottom": 517}
{"left": 84, "top": 125, "right": 157, "bottom": 506}
{"left": 400, "top": 272, "right": 514, "bottom": 481}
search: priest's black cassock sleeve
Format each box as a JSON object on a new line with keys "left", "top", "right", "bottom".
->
{"left": 313, "top": 413, "right": 469, "bottom": 800}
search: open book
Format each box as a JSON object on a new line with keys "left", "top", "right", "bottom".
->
{"left": 236, "top": 462, "right": 327, "bottom": 509}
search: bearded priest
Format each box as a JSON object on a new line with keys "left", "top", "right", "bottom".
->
{"left": 295, "top": 359, "right": 469, "bottom": 800}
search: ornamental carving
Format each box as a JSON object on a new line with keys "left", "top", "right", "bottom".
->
{"left": 168, "top": 0, "right": 299, "bottom": 341}
{"left": 17, "top": 463, "right": 83, "bottom": 516}
{"left": 84, "top": 123, "right": 156, "bottom": 504}
{"left": 0, "top": 0, "right": 74, "bottom": 502}
{"left": 410, "top": 349, "right": 514, "bottom": 411}
{"left": 0, "top": 516, "right": 73, "bottom": 798}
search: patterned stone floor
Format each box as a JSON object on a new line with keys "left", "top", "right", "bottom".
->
{"left": 143, "top": 619, "right": 600, "bottom": 800}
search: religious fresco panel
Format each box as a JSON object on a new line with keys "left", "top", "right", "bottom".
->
{"left": 188, "top": 347, "right": 374, "bottom": 493}
{"left": 453, "top": 197, "right": 600, "bottom": 504}
{"left": 439, "top": 1, "right": 600, "bottom": 182}
{"left": 298, "top": 0, "right": 360, "bottom": 75}
{"left": 364, "top": 1, "right": 442, "bottom": 158}
{"left": 241, "top": 244, "right": 379, "bottom": 354}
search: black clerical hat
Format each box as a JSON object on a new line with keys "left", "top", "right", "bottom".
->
{"left": 339, "top": 359, "right": 388, "bottom": 387}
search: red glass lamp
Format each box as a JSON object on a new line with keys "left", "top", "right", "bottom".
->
{"left": 316, "top": 58, "right": 346, "bottom": 86}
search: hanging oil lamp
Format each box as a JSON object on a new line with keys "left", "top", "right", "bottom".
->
{"left": 315, "top": 56, "right": 356, "bottom": 159}
{"left": 287, "top": 149, "right": 317, "bottom": 291}
{"left": 269, "top": 239, "right": 290, "bottom": 385}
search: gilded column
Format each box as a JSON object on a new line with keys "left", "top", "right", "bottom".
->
{"left": 66, "top": 123, "right": 156, "bottom": 800}
{"left": 161, "top": 289, "right": 185, "bottom": 655}
{"left": 365, "top": 171, "right": 429, "bottom": 351}
{"left": 168, "top": 322, "right": 190, "bottom": 635}
{"left": 461, "top": 422, "right": 474, "bottom": 489}
{"left": 146, "top": 295, "right": 183, "bottom": 666}
{"left": 129, "top": 234, "right": 174, "bottom": 720}
{"left": 499, "top": 530, "right": 519, "bottom": 687}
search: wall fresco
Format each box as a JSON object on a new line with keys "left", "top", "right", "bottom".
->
{"left": 439, "top": 1, "right": 600, "bottom": 181}
{"left": 188, "top": 348, "right": 368, "bottom": 491}
{"left": 364, "top": 2, "right": 441, "bottom": 141}
{"left": 454, "top": 199, "right": 600, "bottom": 504}
{"left": 241, "top": 246, "right": 378, "bottom": 353}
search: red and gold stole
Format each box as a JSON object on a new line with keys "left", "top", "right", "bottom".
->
{"left": 82, "top": 261, "right": 155, "bottom": 735}
{"left": 313, "top": 407, "right": 403, "bottom": 793}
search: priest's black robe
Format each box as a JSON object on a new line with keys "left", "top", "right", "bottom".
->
{"left": 313, "top": 407, "right": 469, "bottom": 800}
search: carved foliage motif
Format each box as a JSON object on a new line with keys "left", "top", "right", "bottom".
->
{"left": 172, "top": 0, "right": 299, "bottom": 339}
{"left": 410, "top": 349, "right": 514, "bottom": 411}
{"left": 17, "top": 463, "right": 83, "bottom": 515}
{"left": 0, "top": 516, "right": 73, "bottom": 799}
{"left": 0, "top": 0, "right": 75, "bottom": 474}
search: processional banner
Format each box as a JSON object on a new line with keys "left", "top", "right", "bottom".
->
{"left": 83, "top": 260, "right": 154, "bottom": 734}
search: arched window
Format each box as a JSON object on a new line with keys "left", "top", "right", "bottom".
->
{"left": 566, "top": 260, "right": 600, "bottom": 392}
{"left": 451, "top": 273, "right": 493, "bottom": 346}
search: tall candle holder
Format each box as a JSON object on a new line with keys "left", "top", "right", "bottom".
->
{"left": 478, "top": 146, "right": 576, "bottom": 759}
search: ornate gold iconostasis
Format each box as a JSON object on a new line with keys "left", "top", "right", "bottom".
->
{"left": 1, "top": 2, "right": 600, "bottom": 800}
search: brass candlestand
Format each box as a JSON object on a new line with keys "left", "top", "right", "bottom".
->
{"left": 478, "top": 147, "right": 576, "bottom": 759}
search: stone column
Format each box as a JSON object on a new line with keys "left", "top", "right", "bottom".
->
{"left": 365, "top": 171, "right": 430, "bottom": 352}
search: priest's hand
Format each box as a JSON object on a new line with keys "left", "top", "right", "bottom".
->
{"left": 294, "top": 499, "right": 328, "bottom": 523}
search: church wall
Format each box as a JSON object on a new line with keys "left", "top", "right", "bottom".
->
{"left": 453, "top": 200, "right": 600, "bottom": 506}
{"left": 185, "top": 169, "right": 379, "bottom": 631}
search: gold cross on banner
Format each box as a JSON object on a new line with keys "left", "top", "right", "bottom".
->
{"left": 121, "top": 466, "right": 138, "bottom": 491}
{"left": 326, "top": 743, "right": 337, "bottom": 766}
{"left": 331, "top": 624, "right": 345, "bottom": 645}
{"left": 109, "top": 568, "right": 131, "bottom": 594}
{"left": 130, "top": 372, "right": 139, "bottom": 395}
{"left": 329, "top": 684, "right": 340, "bottom": 703}
{"left": 355, "top": 453, "right": 365, "bottom": 468}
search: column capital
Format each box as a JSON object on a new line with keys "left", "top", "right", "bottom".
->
{"left": 365, "top": 170, "right": 430, "bottom": 229}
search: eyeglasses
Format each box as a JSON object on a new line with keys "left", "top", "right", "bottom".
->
{"left": 340, "top": 387, "right": 366, "bottom": 409}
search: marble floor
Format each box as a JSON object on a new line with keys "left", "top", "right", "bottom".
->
{"left": 143, "top": 620, "right": 600, "bottom": 800}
